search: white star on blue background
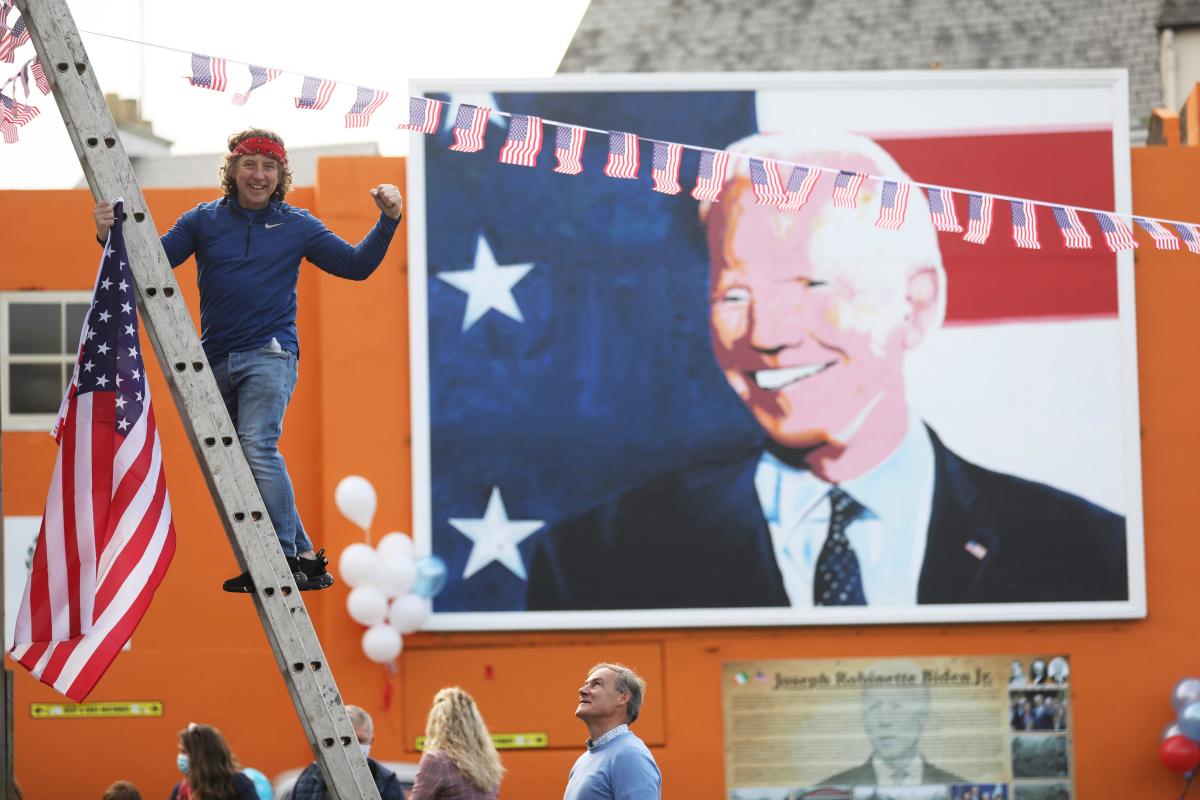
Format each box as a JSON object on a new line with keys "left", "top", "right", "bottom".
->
{"left": 437, "top": 235, "right": 534, "bottom": 331}
{"left": 448, "top": 487, "right": 544, "bottom": 580}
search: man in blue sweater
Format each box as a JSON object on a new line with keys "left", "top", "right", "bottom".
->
{"left": 565, "top": 663, "right": 661, "bottom": 800}
{"left": 93, "top": 128, "right": 402, "bottom": 593}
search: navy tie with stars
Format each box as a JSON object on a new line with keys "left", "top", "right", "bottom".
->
{"left": 813, "top": 487, "right": 867, "bottom": 605}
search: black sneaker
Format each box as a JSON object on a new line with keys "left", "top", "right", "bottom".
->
{"left": 222, "top": 570, "right": 256, "bottom": 593}
{"left": 295, "top": 549, "right": 334, "bottom": 591}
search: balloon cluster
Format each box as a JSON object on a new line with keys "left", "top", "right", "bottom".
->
{"left": 1161, "top": 677, "right": 1200, "bottom": 773}
{"left": 334, "top": 476, "right": 447, "bottom": 664}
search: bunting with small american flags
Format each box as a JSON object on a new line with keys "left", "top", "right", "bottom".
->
{"left": 875, "top": 180, "right": 909, "bottom": 230}
{"left": 831, "top": 170, "right": 865, "bottom": 209}
{"left": 498, "top": 114, "right": 543, "bottom": 168}
{"left": 1134, "top": 217, "right": 1180, "bottom": 250}
{"left": 553, "top": 125, "right": 586, "bottom": 175}
{"left": 691, "top": 149, "right": 729, "bottom": 203}
{"left": 748, "top": 157, "right": 786, "bottom": 206}
{"left": 651, "top": 141, "right": 683, "bottom": 195}
{"left": 400, "top": 97, "right": 443, "bottom": 135}
{"left": 450, "top": 104, "right": 491, "bottom": 153}
{"left": 1094, "top": 212, "right": 1138, "bottom": 252}
{"left": 780, "top": 165, "right": 821, "bottom": 213}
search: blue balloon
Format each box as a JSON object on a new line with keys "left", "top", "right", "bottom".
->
{"left": 1173, "top": 677, "right": 1200, "bottom": 714}
{"left": 242, "top": 767, "right": 272, "bottom": 800}
{"left": 413, "top": 555, "right": 448, "bottom": 598}
{"left": 1179, "top": 701, "right": 1200, "bottom": 741}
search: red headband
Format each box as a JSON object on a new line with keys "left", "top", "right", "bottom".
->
{"left": 233, "top": 136, "right": 288, "bottom": 164}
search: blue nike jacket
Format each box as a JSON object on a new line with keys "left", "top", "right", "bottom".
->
{"left": 160, "top": 195, "right": 399, "bottom": 360}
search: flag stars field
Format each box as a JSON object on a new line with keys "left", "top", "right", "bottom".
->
{"left": 436, "top": 234, "right": 535, "bottom": 331}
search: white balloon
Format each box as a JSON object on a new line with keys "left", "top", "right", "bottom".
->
{"left": 335, "top": 475, "right": 377, "bottom": 532}
{"left": 346, "top": 586, "right": 388, "bottom": 626}
{"left": 373, "top": 553, "right": 417, "bottom": 599}
{"left": 376, "top": 531, "right": 415, "bottom": 561}
{"left": 338, "top": 543, "right": 379, "bottom": 588}
{"left": 387, "top": 593, "right": 432, "bottom": 634}
{"left": 361, "top": 624, "right": 402, "bottom": 663}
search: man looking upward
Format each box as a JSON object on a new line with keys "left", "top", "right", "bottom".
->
{"left": 94, "top": 128, "right": 403, "bottom": 593}
{"left": 564, "top": 663, "right": 661, "bottom": 800}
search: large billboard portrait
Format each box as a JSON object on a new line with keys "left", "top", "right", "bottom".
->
{"left": 407, "top": 72, "right": 1146, "bottom": 630}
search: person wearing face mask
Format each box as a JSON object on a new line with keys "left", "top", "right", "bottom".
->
{"left": 169, "top": 723, "right": 257, "bottom": 800}
{"left": 286, "top": 705, "right": 405, "bottom": 800}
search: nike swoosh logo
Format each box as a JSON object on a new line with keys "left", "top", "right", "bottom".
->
{"left": 265, "top": 222, "right": 284, "bottom": 229}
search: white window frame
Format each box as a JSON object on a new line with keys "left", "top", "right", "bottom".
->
{"left": 1, "top": 290, "right": 92, "bottom": 432}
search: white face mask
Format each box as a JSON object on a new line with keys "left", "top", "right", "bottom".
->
{"left": 359, "top": 742, "right": 372, "bottom": 759}
{"left": 177, "top": 754, "right": 190, "bottom": 774}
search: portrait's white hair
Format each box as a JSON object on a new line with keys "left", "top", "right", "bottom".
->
{"left": 701, "top": 129, "right": 948, "bottom": 336}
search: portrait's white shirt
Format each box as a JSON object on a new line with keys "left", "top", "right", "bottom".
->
{"left": 871, "top": 753, "right": 924, "bottom": 786}
{"left": 755, "top": 414, "right": 935, "bottom": 607}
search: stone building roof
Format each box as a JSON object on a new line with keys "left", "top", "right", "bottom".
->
{"left": 559, "top": 0, "right": 1165, "bottom": 129}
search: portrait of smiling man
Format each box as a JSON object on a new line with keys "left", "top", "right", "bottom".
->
{"left": 526, "top": 129, "right": 1128, "bottom": 612}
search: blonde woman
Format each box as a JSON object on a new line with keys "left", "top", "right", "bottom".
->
{"left": 408, "top": 687, "right": 504, "bottom": 799}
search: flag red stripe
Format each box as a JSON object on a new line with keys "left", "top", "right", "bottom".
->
{"left": 94, "top": 423, "right": 166, "bottom": 618}
{"left": 64, "top": 527, "right": 175, "bottom": 701}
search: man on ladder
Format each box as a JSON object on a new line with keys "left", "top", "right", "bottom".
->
{"left": 93, "top": 128, "right": 404, "bottom": 593}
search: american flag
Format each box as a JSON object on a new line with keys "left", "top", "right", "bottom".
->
{"left": 1133, "top": 217, "right": 1180, "bottom": 250}
{"left": 0, "top": 2, "right": 9, "bottom": 40}
{"left": 9, "top": 203, "right": 176, "bottom": 702}
{"left": 1093, "top": 212, "right": 1138, "bottom": 252}
{"left": 1051, "top": 206, "right": 1092, "bottom": 250}
{"left": 651, "top": 141, "right": 683, "bottom": 195}
{"left": 963, "top": 193, "right": 994, "bottom": 244}
{"left": 0, "top": 16, "right": 29, "bottom": 63}
{"left": 31, "top": 57, "right": 48, "bottom": 95}
{"left": 399, "top": 97, "right": 443, "bottom": 135}
{"left": 344, "top": 87, "right": 388, "bottom": 129}
{"left": 875, "top": 180, "right": 910, "bottom": 230}
{"left": 1, "top": 91, "right": 37, "bottom": 143}
{"left": 926, "top": 188, "right": 962, "bottom": 232}
{"left": 1011, "top": 200, "right": 1040, "bottom": 249}
{"left": 553, "top": 125, "right": 586, "bottom": 175}
{"left": 748, "top": 157, "right": 786, "bottom": 205}
{"left": 231, "top": 64, "right": 281, "bottom": 106}
{"left": 498, "top": 114, "right": 543, "bottom": 168}
{"left": 604, "top": 131, "right": 640, "bottom": 179}
{"left": 187, "top": 53, "right": 227, "bottom": 93}
{"left": 831, "top": 170, "right": 865, "bottom": 209}
{"left": 294, "top": 76, "right": 335, "bottom": 110}
{"left": 1172, "top": 223, "right": 1200, "bottom": 255}
{"left": 780, "top": 164, "right": 820, "bottom": 213}
{"left": 449, "top": 104, "right": 491, "bottom": 153}
{"left": 691, "top": 149, "right": 729, "bottom": 202}
{"left": 0, "top": 98, "right": 15, "bottom": 144}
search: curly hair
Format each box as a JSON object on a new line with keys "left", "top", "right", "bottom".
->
{"left": 424, "top": 687, "right": 504, "bottom": 792}
{"left": 179, "top": 724, "right": 242, "bottom": 800}
{"left": 219, "top": 128, "right": 293, "bottom": 202}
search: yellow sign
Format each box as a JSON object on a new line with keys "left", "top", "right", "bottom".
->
{"left": 415, "top": 731, "right": 548, "bottom": 750}
{"left": 31, "top": 700, "right": 163, "bottom": 719}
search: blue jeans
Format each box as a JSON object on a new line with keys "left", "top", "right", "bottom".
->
{"left": 210, "top": 345, "right": 312, "bottom": 557}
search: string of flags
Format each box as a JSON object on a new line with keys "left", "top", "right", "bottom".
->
{"left": 3, "top": 19, "right": 1200, "bottom": 255}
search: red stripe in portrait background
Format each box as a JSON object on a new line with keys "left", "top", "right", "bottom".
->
{"left": 879, "top": 130, "right": 1119, "bottom": 324}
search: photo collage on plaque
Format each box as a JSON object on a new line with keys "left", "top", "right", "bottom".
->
{"left": 724, "top": 656, "right": 1075, "bottom": 800}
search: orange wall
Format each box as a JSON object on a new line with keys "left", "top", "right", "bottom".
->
{"left": 2, "top": 151, "right": 1200, "bottom": 798}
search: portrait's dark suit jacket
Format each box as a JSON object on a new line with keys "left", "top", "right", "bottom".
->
{"left": 525, "top": 428, "right": 1128, "bottom": 610}
{"left": 818, "top": 756, "right": 964, "bottom": 786}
